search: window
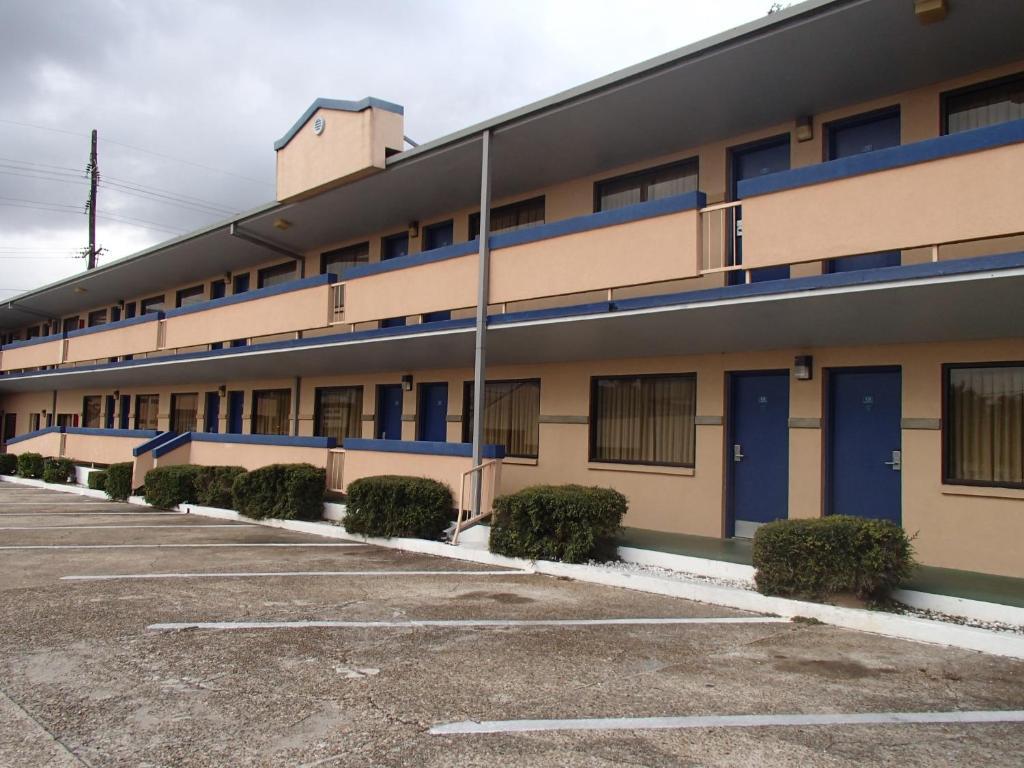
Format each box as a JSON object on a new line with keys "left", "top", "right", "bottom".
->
{"left": 943, "top": 73, "right": 1024, "bottom": 134}
{"left": 252, "top": 389, "right": 291, "bottom": 435}
{"left": 29, "top": 413, "right": 40, "bottom": 432}
{"left": 945, "top": 364, "right": 1024, "bottom": 488}
{"left": 87, "top": 309, "right": 107, "bottom": 327}
{"left": 175, "top": 285, "right": 205, "bottom": 308}
{"left": 141, "top": 296, "right": 165, "bottom": 315}
{"left": 381, "top": 232, "right": 409, "bottom": 261}
{"left": 210, "top": 279, "right": 226, "bottom": 300}
{"left": 423, "top": 220, "right": 454, "bottom": 250}
{"left": 135, "top": 394, "right": 160, "bottom": 430}
{"left": 462, "top": 380, "right": 540, "bottom": 459}
{"left": 590, "top": 374, "right": 696, "bottom": 467}
{"left": 82, "top": 396, "right": 102, "bottom": 429}
{"left": 62, "top": 317, "right": 81, "bottom": 333}
{"left": 56, "top": 413, "right": 77, "bottom": 428}
{"left": 321, "top": 242, "right": 369, "bottom": 276}
{"left": 170, "top": 393, "right": 198, "bottom": 433}
{"left": 825, "top": 107, "right": 900, "bottom": 160}
{"left": 314, "top": 386, "right": 363, "bottom": 441}
{"left": 26, "top": 326, "right": 40, "bottom": 339}
{"left": 469, "top": 196, "right": 545, "bottom": 240}
{"left": 232, "top": 273, "right": 250, "bottom": 294}
{"left": 595, "top": 159, "right": 699, "bottom": 212}
{"left": 257, "top": 262, "right": 296, "bottom": 289}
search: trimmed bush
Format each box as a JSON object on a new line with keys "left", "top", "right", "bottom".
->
{"left": 231, "top": 463, "right": 325, "bottom": 520}
{"left": 42, "top": 457, "right": 75, "bottom": 485}
{"left": 104, "top": 462, "right": 134, "bottom": 501}
{"left": 489, "top": 485, "right": 627, "bottom": 564}
{"left": 87, "top": 470, "right": 108, "bottom": 491}
{"left": 16, "top": 452, "right": 44, "bottom": 479}
{"left": 752, "top": 516, "right": 915, "bottom": 601}
{"left": 144, "top": 465, "right": 202, "bottom": 509}
{"left": 193, "top": 466, "right": 247, "bottom": 509}
{"left": 344, "top": 475, "right": 453, "bottom": 539}
{"left": 0, "top": 453, "right": 17, "bottom": 475}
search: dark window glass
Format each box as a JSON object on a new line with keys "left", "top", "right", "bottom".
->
{"left": 462, "top": 380, "right": 540, "bottom": 459}
{"left": 943, "top": 73, "right": 1024, "bottom": 134}
{"left": 590, "top": 374, "right": 696, "bottom": 467}
{"left": 29, "top": 413, "right": 40, "bottom": 432}
{"left": 62, "top": 317, "right": 81, "bottom": 333}
{"left": 210, "top": 279, "right": 226, "bottom": 300}
{"left": 56, "top": 413, "right": 77, "bottom": 428}
{"left": 257, "top": 262, "right": 296, "bottom": 289}
{"left": 26, "top": 326, "right": 40, "bottom": 339}
{"left": 945, "top": 364, "right": 1024, "bottom": 488}
{"left": 252, "top": 389, "right": 291, "bottom": 435}
{"left": 87, "top": 309, "right": 107, "bottom": 327}
{"left": 595, "top": 159, "right": 699, "bottom": 212}
{"left": 826, "top": 108, "right": 900, "bottom": 159}
{"left": 314, "top": 386, "right": 363, "bottom": 441}
{"left": 232, "top": 273, "right": 250, "bottom": 294}
{"left": 175, "top": 285, "right": 205, "bottom": 308}
{"left": 140, "top": 296, "right": 165, "bottom": 315}
{"left": 135, "top": 394, "right": 160, "bottom": 430}
{"left": 381, "top": 232, "right": 410, "bottom": 260}
{"left": 170, "top": 393, "right": 198, "bottom": 433}
{"left": 82, "top": 396, "right": 102, "bottom": 429}
{"left": 423, "top": 220, "right": 454, "bottom": 251}
{"left": 321, "top": 242, "right": 370, "bottom": 276}
{"left": 469, "top": 197, "right": 545, "bottom": 240}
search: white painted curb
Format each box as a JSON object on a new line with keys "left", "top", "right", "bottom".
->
{"left": 617, "top": 545, "right": 756, "bottom": 582}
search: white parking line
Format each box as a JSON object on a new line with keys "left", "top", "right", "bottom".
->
{"left": 64, "top": 569, "right": 531, "bottom": 581}
{"left": 149, "top": 617, "right": 788, "bottom": 631}
{"left": 0, "top": 524, "right": 251, "bottom": 531}
{"left": 0, "top": 511, "right": 182, "bottom": 517}
{"left": 0, "top": 501, "right": 117, "bottom": 505}
{"left": 429, "top": 709, "right": 1024, "bottom": 735}
{"left": 0, "top": 543, "right": 367, "bottom": 550}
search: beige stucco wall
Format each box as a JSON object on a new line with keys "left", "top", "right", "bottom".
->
{"left": 62, "top": 433, "right": 149, "bottom": 466}
{"left": 0, "top": 339, "right": 62, "bottom": 371}
{"left": 64, "top": 320, "right": 161, "bottom": 364}
{"left": 4, "top": 431, "right": 62, "bottom": 458}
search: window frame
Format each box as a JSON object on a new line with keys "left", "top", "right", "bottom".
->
{"left": 381, "top": 231, "right": 410, "bottom": 261}
{"left": 87, "top": 309, "right": 108, "bottom": 327}
{"left": 588, "top": 372, "right": 697, "bottom": 468}
{"left": 140, "top": 296, "right": 165, "bottom": 315}
{"left": 170, "top": 392, "right": 199, "bottom": 434}
{"left": 312, "top": 385, "right": 364, "bottom": 441}
{"left": 592, "top": 157, "right": 699, "bottom": 213}
{"left": 251, "top": 388, "right": 292, "bottom": 436}
{"left": 823, "top": 105, "right": 901, "bottom": 161}
{"left": 134, "top": 394, "right": 160, "bottom": 431}
{"left": 942, "top": 361, "right": 1024, "bottom": 490}
{"left": 320, "top": 242, "right": 370, "bottom": 276}
{"left": 940, "top": 71, "right": 1024, "bottom": 136}
{"left": 469, "top": 196, "right": 546, "bottom": 241}
{"left": 257, "top": 262, "right": 297, "bottom": 290}
{"left": 460, "top": 378, "right": 541, "bottom": 459}
{"left": 422, "top": 219, "right": 455, "bottom": 251}
{"left": 82, "top": 395, "right": 102, "bottom": 429}
{"left": 175, "top": 284, "right": 205, "bottom": 308}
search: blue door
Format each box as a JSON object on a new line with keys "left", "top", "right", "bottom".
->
{"left": 232, "top": 273, "right": 250, "bottom": 294}
{"left": 417, "top": 383, "right": 449, "bottom": 442}
{"left": 381, "top": 233, "right": 410, "bottom": 327}
{"left": 728, "top": 372, "right": 790, "bottom": 538}
{"left": 376, "top": 384, "right": 404, "bottom": 440}
{"left": 422, "top": 222, "right": 454, "bottom": 322}
{"left": 227, "top": 391, "right": 244, "bottom": 434}
{"left": 119, "top": 395, "right": 131, "bottom": 429}
{"left": 210, "top": 280, "right": 226, "bottom": 300}
{"left": 730, "top": 136, "right": 791, "bottom": 284}
{"left": 828, "top": 368, "right": 902, "bottom": 524}
{"left": 204, "top": 392, "right": 220, "bottom": 433}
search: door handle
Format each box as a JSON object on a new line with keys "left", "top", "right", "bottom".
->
{"left": 733, "top": 444, "right": 744, "bottom": 462}
{"left": 884, "top": 450, "right": 901, "bottom": 471}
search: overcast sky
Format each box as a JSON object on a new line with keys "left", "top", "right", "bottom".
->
{"left": 0, "top": 0, "right": 777, "bottom": 298}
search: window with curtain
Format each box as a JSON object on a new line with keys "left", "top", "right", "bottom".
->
{"left": 175, "top": 285, "right": 205, "bottom": 308}
{"left": 170, "top": 393, "right": 198, "bottom": 433}
{"left": 82, "top": 396, "right": 102, "bottom": 429}
{"left": 253, "top": 389, "right": 291, "bottom": 435}
{"left": 945, "top": 364, "right": 1024, "bottom": 488}
{"left": 257, "top": 262, "right": 296, "bottom": 289}
{"left": 140, "top": 296, "right": 165, "bottom": 315}
{"left": 134, "top": 394, "right": 160, "bottom": 430}
{"left": 321, "top": 242, "right": 369, "bottom": 277}
{"left": 87, "top": 309, "right": 108, "bottom": 327}
{"left": 595, "top": 158, "right": 699, "bottom": 212}
{"left": 468, "top": 197, "right": 545, "bottom": 240}
{"left": 314, "top": 386, "right": 363, "bottom": 441}
{"left": 590, "top": 374, "right": 696, "bottom": 466}
{"left": 943, "top": 73, "right": 1024, "bottom": 134}
{"left": 462, "top": 379, "right": 541, "bottom": 458}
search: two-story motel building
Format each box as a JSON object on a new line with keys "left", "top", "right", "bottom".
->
{"left": 1, "top": 0, "right": 1022, "bottom": 577}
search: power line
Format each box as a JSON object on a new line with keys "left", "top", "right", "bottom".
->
{"left": 0, "top": 199, "right": 184, "bottom": 236}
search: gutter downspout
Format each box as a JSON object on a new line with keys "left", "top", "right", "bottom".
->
{"left": 229, "top": 223, "right": 306, "bottom": 279}
{"left": 470, "top": 130, "right": 492, "bottom": 519}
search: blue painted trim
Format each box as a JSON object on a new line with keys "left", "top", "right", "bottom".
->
{"left": 65, "top": 428, "right": 160, "bottom": 439}
{"left": 133, "top": 431, "right": 179, "bottom": 457}
{"left": 739, "top": 118, "right": 1024, "bottom": 198}
{"left": 274, "top": 97, "right": 405, "bottom": 150}
{"left": 343, "top": 241, "right": 478, "bottom": 280}
{"left": 4, "top": 426, "right": 63, "bottom": 445}
{"left": 1, "top": 331, "right": 65, "bottom": 351}
{"left": 343, "top": 438, "right": 505, "bottom": 459}
{"left": 190, "top": 432, "right": 338, "bottom": 449}
{"left": 162, "top": 274, "right": 332, "bottom": 318}
{"left": 65, "top": 313, "right": 161, "bottom": 339}
{"left": 153, "top": 432, "right": 192, "bottom": 459}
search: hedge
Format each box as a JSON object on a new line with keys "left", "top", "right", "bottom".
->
{"left": 0, "top": 453, "right": 17, "bottom": 475}
{"left": 194, "top": 466, "right": 247, "bottom": 509}
{"left": 104, "top": 462, "right": 134, "bottom": 501}
{"left": 87, "top": 470, "right": 108, "bottom": 491}
{"left": 343, "top": 475, "right": 453, "bottom": 539}
{"left": 144, "top": 465, "right": 202, "bottom": 509}
{"left": 752, "top": 516, "right": 915, "bottom": 601}
{"left": 489, "top": 485, "right": 627, "bottom": 564}
{"left": 42, "top": 457, "right": 75, "bottom": 485}
{"left": 16, "top": 452, "right": 44, "bottom": 479}
{"left": 231, "top": 463, "right": 324, "bottom": 520}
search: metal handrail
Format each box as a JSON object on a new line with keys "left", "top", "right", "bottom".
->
{"left": 453, "top": 458, "right": 499, "bottom": 545}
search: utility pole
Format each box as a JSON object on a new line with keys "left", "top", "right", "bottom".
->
{"left": 86, "top": 129, "right": 98, "bottom": 270}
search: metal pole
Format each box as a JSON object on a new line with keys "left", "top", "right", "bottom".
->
{"left": 470, "top": 130, "right": 492, "bottom": 518}
{"left": 87, "top": 129, "right": 98, "bottom": 270}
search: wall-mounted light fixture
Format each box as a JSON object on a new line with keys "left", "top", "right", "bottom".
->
{"left": 273, "top": 218, "right": 292, "bottom": 231}
{"left": 112, "top": 390, "right": 120, "bottom": 399}
{"left": 794, "top": 355, "right": 814, "bottom": 381}
{"left": 914, "top": 0, "right": 947, "bottom": 24}
{"left": 408, "top": 221, "right": 420, "bottom": 238}
{"left": 401, "top": 374, "right": 414, "bottom": 392}
{"left": 795, "top": 115, "right": 814, "bottom": 142}
{"left": 218, "top": 385, "right": 227, "bottom": 397}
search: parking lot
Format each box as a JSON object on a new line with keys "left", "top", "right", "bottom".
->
{"left": 1, "top": 480, "right": 1023, "bottom": 767}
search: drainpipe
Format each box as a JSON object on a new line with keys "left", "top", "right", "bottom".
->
{"left": 470, "top": 130, "right": 492, "bottom": 519}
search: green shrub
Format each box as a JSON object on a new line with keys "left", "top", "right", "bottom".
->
{"left": 343, "top": 475, "right": 453, "bottom": 539}
{"left": 0, "top": 453, "right": 17, "bottom": 475}
{"left": 144, "top": 465, "right": 202, "bottom": 509}
{"left": 752, "top": 516, "right": 915, "bottom": 601}
{"left": 193, "top": 465, "right": 247, "bottom": 509}
{"left": 16, "top": 452, "right": 44, "bottom": 479}
{"left": 104, "top": 462, "right": 134, "bottom": 501}
{"left": 42, "top": 457, "right": 75, "bottom": 485}
{"left": 87, "top": 470, "right": 108, "bottom": 491}
{"left": 231, "top": 463, "right": 325, "bottom": 520}
{"left": 489, "top": 485, "right": 627, "bottom": 564}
